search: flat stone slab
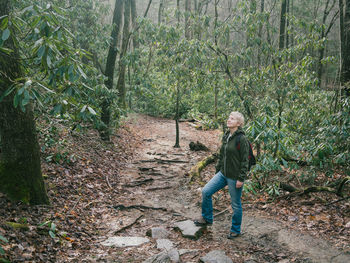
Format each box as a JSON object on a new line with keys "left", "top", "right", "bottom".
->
{"left": 173, "top": 220, "right": 204, "bottom": 240}
{"left": 143, "top": 249, "right": 180, "bottom": 263}
{"left": 100, "top": 236, "right": 149, "bottom": 247}
{"left": 156, "top": 239, "right": 174, "bottom": 250}
{"left": 200, "top": 250, "right": 233, "bottom": 263}
{"left": 147, "top": 227, "right": 170, "bottom": 239}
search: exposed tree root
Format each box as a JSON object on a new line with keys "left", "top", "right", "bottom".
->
{"left": 146, "top": 185, "right": 173, "bottom": 191}
{"left": 112, "top": 204, "right": 168, "bottom": 211}
{"left": 114, "top": 214, "right": 143, "bottom": 234}
{"left": 123, "top": 178, "right": 153, "bottom": 187}
{"left": 139, "top": 158, "right": 189, "bottom": 164}
{"left": 326, "top": 196, "right": 350, "bottom": 206}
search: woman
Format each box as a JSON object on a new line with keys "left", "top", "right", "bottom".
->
{"left": 194, "top": 111, "right": 249, "bottom": 239}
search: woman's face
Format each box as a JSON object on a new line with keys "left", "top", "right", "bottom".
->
{"left": 227, "top": 114, "right": 240, "bottom": 129}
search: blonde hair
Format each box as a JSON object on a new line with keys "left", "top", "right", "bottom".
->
{"left": 230, "top": 111, "right": 245, "bottom": 127}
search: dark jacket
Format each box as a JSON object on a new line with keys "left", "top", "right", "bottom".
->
{"left": 215, "top": 127, "right": 249, "bottom": 182}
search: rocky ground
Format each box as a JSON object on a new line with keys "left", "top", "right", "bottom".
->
{"left": 0, "top": 113, "right": 349, "bottom": 262}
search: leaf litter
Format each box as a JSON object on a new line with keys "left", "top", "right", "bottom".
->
{"left": 0, "top": 113, "right": 349, "bottom": 262}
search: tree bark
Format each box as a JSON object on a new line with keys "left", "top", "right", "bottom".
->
{"left": 339, "top": 0, "right": 350, "bottom": 97}
{"left": 185, "top": 0, "right": 192, "bottom": 39}
{"left": 174, "top": 82, "right": 180, "bottom": 148}
{"left": 214, "top": 0, "right": 219, "bottom": 45}
{"left": 189, "top": 152, "right": 218, "bottom": 181}
{"left": 257, "top": 0, "right": 265, "bottom": 67}
{"left": 177, "top": 0, "right": 181, "bottom": 24}
{"left": 158, "top": 0, "right": 164, "bottom": 24}
{"left": 143, "top": 0, "right": 153, "bottom": 17}
{"left": 100, "top": 0, "right": 123, "bottom": 141}
{"left": 0, "top": 0, "right": 49, "bottom": 204}
{"left": 117, "top": 0, "right": 131, "bottom": 110}
{"left": 317, "top": 0, "right": 337, "bottom": 87}
{"left": 130, "top": 0, "right": 139, "bottom": 50}
{"left": 286, "top": 0, "right": 290, "bottom": 48}
{"left": 279, "top": 0, "right": 287, "bottom": 50}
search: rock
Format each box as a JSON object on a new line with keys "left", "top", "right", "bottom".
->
{"left": 143, "top": 249, "right": 180, "bottom": 263}
{"left": 156, "top": 239, "right": 174, "bottom": 250}
{"left": 147, "top": 227, "right": 170, "bottom": 239}
{"left": 200, "top": 250, "right": 233, "bottom": 263}
{"left": 168, "top": 249, "right": 180, "bottom": 262}
{"left": 189, "top": 141, "right": 209, "bottom": 151}
{"left": 100, "top": 236, "right": 149, "bottom": 247}
{"left": 173, "top": 220, "right": 204, "bottom": 240}
{"left": 345, "top": 221, "right": 350, "bottom": 228}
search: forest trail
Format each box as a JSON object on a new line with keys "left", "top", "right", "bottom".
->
{"left": 77, "top": 114, "right": 349, "bottom": 263}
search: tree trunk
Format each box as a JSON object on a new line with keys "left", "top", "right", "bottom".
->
{"left": 214, "top": 80, "right": 218, "bottom": 120}
{"left": 279, "top": 0, "right": 287, "bottom": 50}
{"left": 143, "top": 0, "right": 153, "bottom": 17}
{"left": 130, "top": 0, "right": 139, "bottom": 50}
{"left": 117, "top": 0, "right": 131, "bottom": 110}
{"left": 174, "top": 83, "right": 180, "bottom": 148}
{"left": 339, "top": 0, "right": 350, "bottom": 97}
{"left": 274, "top": 0, "right": 288, "bottom": 158}
{"left": 286, "top": 0, "right": 290, "bottom": 48}
{"left": 0, "top": 0, "right": 49, "bottom": 205}
{"left": 177, "top": 0, "right": 181, "bottom": 25}
{"left": 185, "top": 0, "right": 192, "bottom": 39}
{"left": 158, "top": 0, "right": 164, "bottom": 24}
{"left": 257, "top": 0, "right": 265, "bottom": 67}
{"left": 100, "top": 0, "right": 123, "bottom": 141}
{"left": 317, "top": 0, "right": 337, "bottom": 87}
{"left": 214, "top": 0, "right": 219, "bottom": 45}
{"left": 290, "top": 0, "right": 294, "bottom": 48}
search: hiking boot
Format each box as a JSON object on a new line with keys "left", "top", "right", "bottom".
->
{"left": 194, "top": 217, "right": 212, "bottom": 226}
{"left": 227, "top": 232, "right": 241, "bottom": 239}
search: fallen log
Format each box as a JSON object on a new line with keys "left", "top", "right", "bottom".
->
{"left": 189, "top": 152, "right": 218, "bottom": 182}
{"left": 279, "top": 182, "right": 343, "bottom": 199}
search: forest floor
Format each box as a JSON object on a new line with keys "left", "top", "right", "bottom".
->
{"left": 0, "top": 113, "right": 349, "bottom": 263}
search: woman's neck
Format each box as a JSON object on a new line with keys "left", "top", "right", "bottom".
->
{"left": 229, "top": 127, "right": 238, "bottom": 135}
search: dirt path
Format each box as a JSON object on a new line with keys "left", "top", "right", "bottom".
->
{"left": 84, "top": 114, "right": 350, "bottom": 262}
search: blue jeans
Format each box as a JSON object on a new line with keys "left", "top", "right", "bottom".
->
{"left": 201, "top": 171, "right": 243, "bottom": 234}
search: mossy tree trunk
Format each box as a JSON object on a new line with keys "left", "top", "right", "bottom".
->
{"left": 130, "top": 0, "right": 139, "bottom": 50}
{"left": 0, "top": 0, "right": 49, "bottom": 205}
{"left": 116, "top": 0, "right": 131, "bottom": 110}
{"left": 100, "top": 0, "right": 124, "bottom": 141}
{"left": 339, "top": 0, "right": 350, "bottom": 97}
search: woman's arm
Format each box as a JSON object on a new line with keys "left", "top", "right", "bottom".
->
{"left": 237, "top": 136, "right": 249, "bottom": 182}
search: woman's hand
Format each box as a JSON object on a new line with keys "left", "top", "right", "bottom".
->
{"left": 236, "top": 180, "right": 244, "bottom": 188}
